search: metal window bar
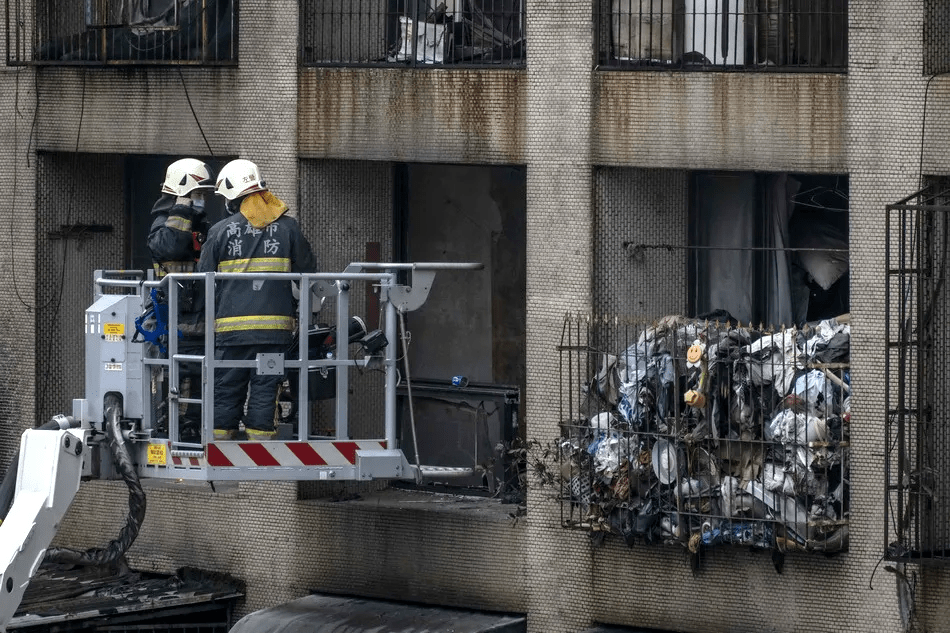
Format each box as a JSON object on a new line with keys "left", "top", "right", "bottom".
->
{"left": 557, "top": 312, "right": 850, "bottom": 556}
{"left": 299, "top": 0, "right": 525, "bottom": 67}
{"left": 6, "top": 0, "right": 237, "bottom": 65}
{"left": 594, "top": 0, "right": 847, "bottom": 71}
{"left": 885, "top": 185, "right": 950, "bottom": 565}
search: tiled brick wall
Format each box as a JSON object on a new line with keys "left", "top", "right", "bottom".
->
{"left": 34, "top": 152, "right": 126, "bottom": 423}
{"left": 13, "top": 0, "right": 950, "bottom": 631}
{"left": 298, "top": 68, "right": 525, "bottom": 164}
{"left": 0, "top": 65, "right": 37, "bottom": 469}
{"left": 524, "top": 0, "right": 595, "bottom": 631}
{"left": 593, "top": 167, "right": 689, "bottom": 318}
{"left": 297, "top": 158, "right": 392, "bottom": 445}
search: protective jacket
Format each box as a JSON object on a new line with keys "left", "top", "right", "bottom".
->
{"left": 147, "top": 193, "right": 209, "bottom": 335}
{"left": 197, "top": 191, "right": 317, "bottom": 347}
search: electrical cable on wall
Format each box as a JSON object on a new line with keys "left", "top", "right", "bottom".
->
{"left": 178, "top": 67, "right": 214, "bottom": 157}
{"left": 9, "top": 68, "right": 65, "bottom": 312}
{"left": 918, "top": 72, "right": 949, "bottom": 190}
{"left": 26, "top": 70, "right": 39, "bottom": 168}
{"left": 10, "top": 68, "right": 37, "bottom": 311}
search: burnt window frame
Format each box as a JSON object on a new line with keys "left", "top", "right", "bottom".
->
{"left": 6, "top": 0, "right": 240, "bottom": 66}
{"left": 298, "top": 0, "right": 526, "bottom": 68}
{"left": 390, "top": 162, "right": 526, "bottom": 500}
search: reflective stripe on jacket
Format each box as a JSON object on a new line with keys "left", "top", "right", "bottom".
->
{"left": 216, "top": 257, "right": 291, "bottom": 273}
{"left": 214, "top": 315, "right": 296, "bottom": 332}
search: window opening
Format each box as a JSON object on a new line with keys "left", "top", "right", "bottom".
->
{"left": 567, "top": 170, "right": 851, "bottom": 562}
{"left": 85, "top": 0, "right": 180, "bottom": 29}
{"left": 300, "top": 0, "right": 526, "bottom": 67}
{"left": 392, "top": 163, "right": 526, "bottom": 497}
{"left": 688, "top": 172, "right": 849, "bottom": 328}
{"left": 9, "top": 0, "right": 237, "bottom": 65}
{"left": 594, "top": 0, "right": 847, "bottom": 71}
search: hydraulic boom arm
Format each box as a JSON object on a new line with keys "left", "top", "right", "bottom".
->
{"left": 0, "top": 424, "right": 87, "bottom": 631}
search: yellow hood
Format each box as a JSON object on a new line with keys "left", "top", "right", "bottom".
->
{"left": 240, "top": 191, "right": 288, "bottom": 228}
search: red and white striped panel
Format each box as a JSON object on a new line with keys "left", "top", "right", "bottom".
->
{"left": 171, "top": 455, "right": 203, "bottom": 468}
{"left": 206, "top": 440, "right": 388, "bottom": 468}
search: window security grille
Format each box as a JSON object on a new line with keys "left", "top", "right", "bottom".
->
{"left": 594, "top": 0, "right": 847, "bottom": 71}
{"left": 6, "top": 0, "right": 237, "bottom": 65}
{"left": 885, "top": 186, "right": 950, "bottom": 566}
{"left": 299, "top": 0, "right": 525, "bottom": 67}
{"left": 558, "top": 314, "right": 850, "bottom": 560}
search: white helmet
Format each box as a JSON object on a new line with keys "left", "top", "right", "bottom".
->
{"left": 161, "top": 158, "right": 215, "bottom": 196}
{"left": 215, "top": 159, "right": 267, "bottom": 201}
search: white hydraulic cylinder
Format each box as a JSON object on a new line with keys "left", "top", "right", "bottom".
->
{"left": 0, "top": 428, "right": 87, "bottom": 631}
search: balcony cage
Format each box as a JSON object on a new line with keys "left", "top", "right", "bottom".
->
{"left": 885, "top": 185, "right": 950, "bottom": 566}
{"left": 594, "top": 0, "right": 846, "bottom": 71}
{"left": 557, "top": 313, "right": 850, "bottom": 559}
{"left": 6, "top": 0, "right": 237, "bottom": 65}
{"left": 299, "top": 0, "right": 525, "bottom": 67}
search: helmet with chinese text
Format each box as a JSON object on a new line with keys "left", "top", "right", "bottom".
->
{"left": 215, "top": 159, "right": 268, "bottom": 201}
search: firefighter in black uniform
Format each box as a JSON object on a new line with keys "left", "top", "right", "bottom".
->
{"left": 198, "top": 159, "right": 317, "bottom": 441}
{"left": 147, "top": 158, "right": 215, "bottom": 443}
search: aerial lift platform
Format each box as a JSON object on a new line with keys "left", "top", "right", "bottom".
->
{"left": 0, "top": 262, "right": 481, "bottom": 630}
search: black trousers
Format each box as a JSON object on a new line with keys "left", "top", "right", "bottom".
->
{"left": 213, "top": 344, "right": 282, "bottom": 432}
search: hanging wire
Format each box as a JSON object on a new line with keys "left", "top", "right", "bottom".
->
{"left": 177, "top": 66, "right": 214, "bottom": 157}
{"left": 919, "top": 73, "right": 949, "bottom": 191}
{"left": 398, "top": 309, "right": 422, "bottom": 483}
{"left": 10, "top": 68, "right": 38, "bottom": 310}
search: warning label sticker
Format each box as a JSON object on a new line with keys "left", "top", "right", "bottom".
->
{"left": 104, "top": 323, "right": 124, "bottom": 336}
{"left": 147, "top": 443, "right": 167, "bottom": 466}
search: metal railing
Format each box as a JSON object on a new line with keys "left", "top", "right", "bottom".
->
{"left": 7, "top": 0, "right": 237, "bottom": 65}
{"left": 594, "top": 0, "right": 847, "bottom": 71}
{"left": 92, "top": 263, "right": 482, "bottom": 452}
{"left": 299, "top": 0, "right": 525, "bottom": 67}
{"left": 558, "top": 313, "right": 850, "bottom": 558}
{"left": 885, "top": 186, "right": 950, "bottom": 566}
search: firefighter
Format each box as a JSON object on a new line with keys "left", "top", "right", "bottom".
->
{"left": 198, "top": 159, "right": 318, "bottom": 441}
{"left": 147, "top": 157, "right": 215, "bottom": 443}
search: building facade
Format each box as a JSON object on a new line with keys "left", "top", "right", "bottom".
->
{"left": 2, "top": 1, "right": 950, "bottom": 631}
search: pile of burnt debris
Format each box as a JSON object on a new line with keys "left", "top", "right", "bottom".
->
{"left": 559, "top": 314, "right": 850, "bottom": 561}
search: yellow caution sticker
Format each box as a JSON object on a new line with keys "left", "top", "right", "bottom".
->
{"left": 147, "top": 443, "right": 167, "bottom": 466}
{"left": 104, "top": 323, "right": 125, "bottom": 336}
